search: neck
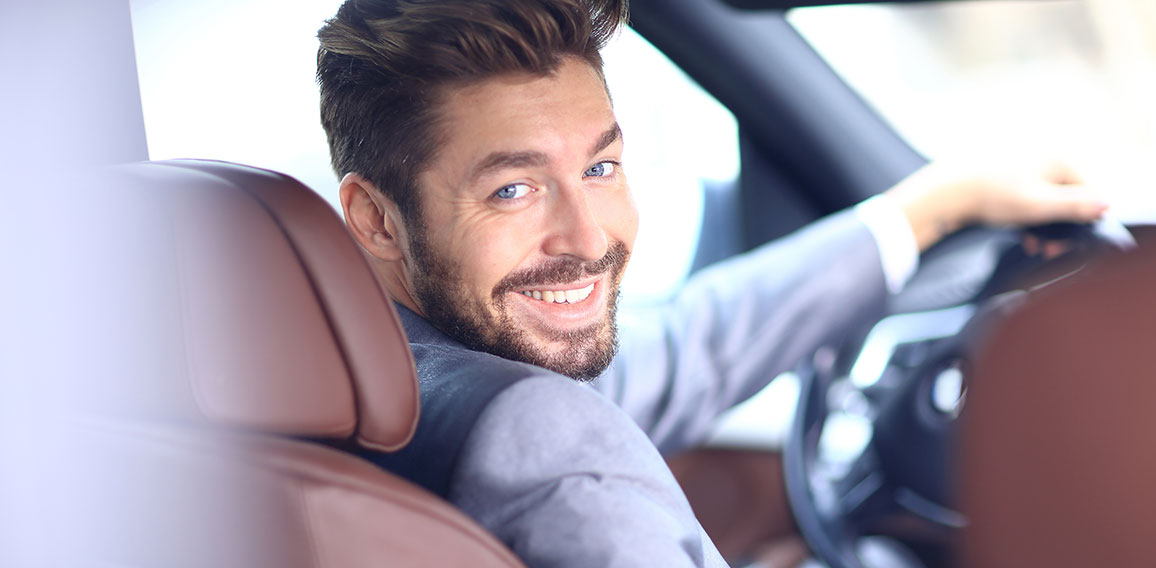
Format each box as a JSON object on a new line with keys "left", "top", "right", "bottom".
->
{"left": 367, "top": 255, "right": 424, "bottom": 317}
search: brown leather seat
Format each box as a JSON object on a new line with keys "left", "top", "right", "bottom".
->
{"left": 55, "top": 159, "right": 524, "bottom": 567}
{"left": 961, "top": 244, "right": 1156, "bottom": 567}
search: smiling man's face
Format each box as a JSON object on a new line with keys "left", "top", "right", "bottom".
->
{"left": 393, "top": 57, "right": 638, "bottom": 379}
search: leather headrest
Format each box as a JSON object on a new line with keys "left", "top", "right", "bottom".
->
{"left": 87, "top": 160, "right": 418, "bottom": 452}
{"left": 962, "top": 244, "right": 1156, "bottom": 566}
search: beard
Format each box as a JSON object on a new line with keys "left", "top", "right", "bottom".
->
{"left": 408, "top": 234, "right": 628, "bottom": 382}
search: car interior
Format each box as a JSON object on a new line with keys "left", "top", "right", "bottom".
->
{"left": 41, "top": 159, "right": 527, "bottom": 567}
{"left": 5, "top": 0, "right": 1156, "bottom": 566}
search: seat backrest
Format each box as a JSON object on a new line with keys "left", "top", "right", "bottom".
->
{"left": 54, "top": 159, "right": 524, "bottom": 567}
{"left": 960, "top": 245, "right": 1156, "bottom": 567}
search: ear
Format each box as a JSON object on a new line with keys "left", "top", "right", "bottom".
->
{"left": 339, "top": 173, "right": 407, "bottom": 262}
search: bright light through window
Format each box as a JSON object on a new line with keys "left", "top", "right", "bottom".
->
{"left": 131, "top": 0, "right": 345, "bottom": 210}
{"left": 788, "top": 0, "right": 1156, "bottom": 224}
{"left": 603, "top": 29, "right": 740, "bottom": 306}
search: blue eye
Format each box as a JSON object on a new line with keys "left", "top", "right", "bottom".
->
{"left": 494, "top": 183, "right": 533, "bottom": 200}
{"left": 584, "top": 161, "right": 616, "bottom": 178}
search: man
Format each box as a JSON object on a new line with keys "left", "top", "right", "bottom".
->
{"left": 316, "top": 1, "right": 1105, "bottom": 565}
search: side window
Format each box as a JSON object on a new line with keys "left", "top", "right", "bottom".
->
{"left": 788, "top": 1, "right": 1156, "bottom": 223}
{"left": 603, "top": 28, "right": 740, "bottom": 306}
{"left": 131, "top": 0, "right": 346, "bottom": 207}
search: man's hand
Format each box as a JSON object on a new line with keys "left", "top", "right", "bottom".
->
{"left": 887, "top": 160, "right": 1109, "bottom": 252}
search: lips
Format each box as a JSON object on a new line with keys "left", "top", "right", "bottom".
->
{"left": 493, "top": 242, "right": 629, "bottom": 338}
{"left": 505, "top": 276, "right": 607, "bottom": 337}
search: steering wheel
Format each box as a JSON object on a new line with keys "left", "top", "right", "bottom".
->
{"left": 784, "top": 218, "right": 1136, "bottom": 568}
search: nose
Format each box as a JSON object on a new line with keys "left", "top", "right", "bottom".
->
{"left": 542, "top": 184, "right": 608, "bottom": 261}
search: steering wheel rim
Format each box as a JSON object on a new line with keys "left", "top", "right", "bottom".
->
{"left": 785, "top": 359, "right": 876, "bottom": 568}
{"left": 784, "top": 218, "right": 1135, "bottom": 568}
{"left": 785, "top": 351, "right": 965, "bottom": 568}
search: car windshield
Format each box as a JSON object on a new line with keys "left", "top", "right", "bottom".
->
{"left": 788, "top": 0, "right": 1156, "bottom": 223}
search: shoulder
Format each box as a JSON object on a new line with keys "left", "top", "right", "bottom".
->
{"left": 473, "top": 374, "right": 648, "bottom": 453}
{"left": 453, "top": 373, "right": 678, "bottom": 507}
{"left": 410, "top": 341, "right": 544, "bottom": 387}
{"left": 398, "top": 303, "right": 555, "bottom": 396}
{"left": 450, "top": 375, "right": 722, "bottom": 566}
{"left": 398, "top": 315, "right": 720, "bottom": 565}
{"left": 371, "top": 308, "right": 567, "bottom": 496}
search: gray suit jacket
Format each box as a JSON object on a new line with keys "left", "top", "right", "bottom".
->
{"left": 374, "top": 209, "right": 887, "bottom": 567}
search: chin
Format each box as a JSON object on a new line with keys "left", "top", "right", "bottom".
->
{"left": 529, "top": 326, "right": 619, "bottom": 382}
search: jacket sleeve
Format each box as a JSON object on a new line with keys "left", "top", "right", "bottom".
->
{"left": 596, "top": 208, "right": 889, "bottom": 454}
{"left": 449, "top": 374, "right": 730, "bottom": 568}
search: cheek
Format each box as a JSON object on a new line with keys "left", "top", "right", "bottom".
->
{"left": 603, "top": 188, "right": 640, "bottom": 249}
{"left": 445, "top": 218, "right": 539, "bottom": 294}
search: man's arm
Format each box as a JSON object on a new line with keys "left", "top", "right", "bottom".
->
{"left": 596, "top": 160, "right": 1107, "bottom": 454}
{"left": 600, "top": 209, "right": 888, "bottom": 454}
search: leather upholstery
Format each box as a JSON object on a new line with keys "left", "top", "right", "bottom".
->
{"left": 63, "top": 159, "right": 523, "bottom": 567}
{"left": 961, "top": 245, "right": 1156, "bottom": 567}
{"left": 96, "top": 159, "right": 419, "bottom": 450}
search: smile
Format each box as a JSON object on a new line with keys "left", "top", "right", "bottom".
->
{"left": 518, "top": 282, "right": 596, "bottom": 304}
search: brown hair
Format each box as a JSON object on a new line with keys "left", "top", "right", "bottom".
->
{"left": 316, "top": 0, "right": 629, "bottom": 224}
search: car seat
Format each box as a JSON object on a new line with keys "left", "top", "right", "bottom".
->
{"left": 53, "top": 159, "right": 526, "bottom": 567}
{"left": 961, "top": 243, "right": 1156, "bottom": 567}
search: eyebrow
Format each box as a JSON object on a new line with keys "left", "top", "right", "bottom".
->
{"left": 468, "top": 122, "right": 622, "bottom": 183}
{"left": 589, "top": 122, "right": 622, "bottom": 157}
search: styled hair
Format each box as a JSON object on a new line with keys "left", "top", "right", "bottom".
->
{"left": 317, "top": 0, "right": 629, "bottom": 223}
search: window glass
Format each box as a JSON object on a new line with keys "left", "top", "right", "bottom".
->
{"left": 603, "top": 29, "right": 740, "bottom": 306}
{"left": 131, "top": 2, "right": 739, "bottom": 306}
{"left": 131, "top": 0, "right": 343, "bottom": 206}
{"left": 788, "top": 0, "right": 1156, "bottom": 223}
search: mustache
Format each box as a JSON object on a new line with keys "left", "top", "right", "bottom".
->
{"left": 493, "top": 241, "right": 629, "bottom": 297}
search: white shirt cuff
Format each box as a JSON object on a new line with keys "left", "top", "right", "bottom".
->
{"left": 854, "top": 194, "right": 919, "bottom": 294}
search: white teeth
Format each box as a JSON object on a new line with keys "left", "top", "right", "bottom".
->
{"left": 518, "top": 283, "right": 595, "bottom": 304}
{"left": 572, "top": 283, "right": 595, "bottom": 302}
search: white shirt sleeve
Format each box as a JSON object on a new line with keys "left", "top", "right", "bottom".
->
{"left": 854, "top": 193, "right": 920, "bottom": 294}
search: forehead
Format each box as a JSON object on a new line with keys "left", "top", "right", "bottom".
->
{"left": 430, "top": 58, "right": 616, "bottom": 175}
